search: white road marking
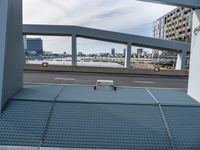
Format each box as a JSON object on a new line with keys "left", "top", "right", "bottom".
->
{"left": 24, "top": 82, "right": 93, "bottom": 87}
{"left": 133, "top": 81, "right": 155, "bottom": 84}
{"left": 54, "top": 78, "right": 75, "bottom": 81}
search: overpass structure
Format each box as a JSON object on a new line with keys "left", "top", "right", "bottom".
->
{"left": 140, "top": 0, "right": 200, "bottom": 9}
{"left": 23, "top": 24, "right": 190, "bottom": 69}
{"left": 0, "top": 0, "right": 200, "bottom": 110}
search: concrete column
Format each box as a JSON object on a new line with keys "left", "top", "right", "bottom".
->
{"left": 71, "top": 34, "right": 77, "bottom": 66}
{"left": 0, "top": 0, "right": 24, "bottom": 111}
{"left": 175, "top": 50, "right": 186, "bottom": 70}
{"left": 23, "top": 35, "right": 27, "bottom": 50}
{"left": 23, "top": 35, "right": 27, "bottom": 63}
{"left": 125, "top": 42, "right": 132, "bottom": 68}
{"left": 188, "top": 9, "right": 200, "bottom": 102}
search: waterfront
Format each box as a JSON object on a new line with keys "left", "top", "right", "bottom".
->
{"left": 26, "top": 57, "right": 179, "bottom": 70}
{"left": 26, "top": 58, "right": 124, "bottom": 68}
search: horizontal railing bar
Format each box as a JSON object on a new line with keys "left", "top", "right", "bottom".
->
{"left": 23, "top": 24, "right": 191, "bottom": 52}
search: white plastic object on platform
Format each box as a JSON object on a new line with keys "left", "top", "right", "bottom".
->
{"left": 95, "top": 80, "right": 116, "bottom": 91}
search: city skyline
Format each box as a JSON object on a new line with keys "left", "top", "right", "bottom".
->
{"left": 24, "top": 0, "right": 176, "bottom": 54}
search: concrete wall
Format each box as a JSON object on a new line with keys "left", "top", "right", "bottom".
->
{"left": 0, "top": 0, "right": 8, "bottom": 112}
{"left": 188, "top": 9, "right": 200, "bottom": 102}
{"left": 0, "top": 0, "right": 24, "bottom": 111}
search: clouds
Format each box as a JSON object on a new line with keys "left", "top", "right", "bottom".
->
{"left": 23, "top": 0, "right": 176, "bottom": 53}
{"left": 23, "top": 0, "right": 175, "bottom": 32}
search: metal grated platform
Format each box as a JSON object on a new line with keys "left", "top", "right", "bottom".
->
{"left": 149, "top": 89, "right": 199, "bottom": 105}
{"left": 162, "top": 106, "right": 200, "bottom": 150}
{"left": 12, "top": 85, "right": 63, "bottom": 101}
{"left": 0, "top": 101, "right": 52, "bottom": 147}
{"left": 0, "top": 84, "right": 200, "bottom": 149}
{"left": 42, "top": 103, "right": 172, "bottom": 149}
{"left": 56, "top": 85, "right": 156, "bottom": 104}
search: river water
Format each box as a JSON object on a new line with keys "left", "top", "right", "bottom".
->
{"left": 26, "top": 58, "right": 124, "bottom": 68}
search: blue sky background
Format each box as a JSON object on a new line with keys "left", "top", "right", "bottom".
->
{"left": 24, "top": 0, "right": 176, "bottom": 54}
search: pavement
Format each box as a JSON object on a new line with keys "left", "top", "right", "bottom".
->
{"left": 24, "top": 71, "right": 188, "bottom": 89}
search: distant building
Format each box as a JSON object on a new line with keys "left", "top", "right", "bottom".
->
{"left": 78, "top": 52, "right": 86, "bottom": 57}
{"left": 78, "top": 52, "right": 83, "bottom": 56}
{"left": 137, "top": 48, "right": 143, "bottom": 55}
{"left": 43, "top": 51, "right": 53, "bottom": 55}
{"left": 100, "top": 53, "right": 110, "bottom": 57}
{"left": 153, "top": 7, "right": 193, "bottom": 58}
{"left": 111, "top": 48, "right": 115, "bottom": 56}
{"left": 26, "top": 38, "right": 43, "bottom": 54}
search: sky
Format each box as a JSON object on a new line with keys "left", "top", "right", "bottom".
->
{"left": 23, "top": 0, "right": 176, "bottom": 54}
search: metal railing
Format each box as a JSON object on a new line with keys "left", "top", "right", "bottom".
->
{"left": 23, "top": 24, "right": 191, "bottom": 70}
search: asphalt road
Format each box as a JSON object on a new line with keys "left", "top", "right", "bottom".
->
{"left": 24, "top": 71, "right": 188, "bottom": 89}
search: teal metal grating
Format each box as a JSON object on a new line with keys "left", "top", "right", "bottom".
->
{"left": 1, "top": 85, "right": 200, "bottom": 149}
{"left": 149, "top": 89, "right": 199, "bottom": 105}
{"left": 162, "top": 106, "right": 200, "bottom": 150}
{"left": 0, "top": 101, "right": 52, "bottom": 147}
{"left": 12, "top": 85, "right": 63, "bottom": 101}
{"left": 42, "top": 103, "right": 172, "bottom": 149}
{"left": 56, "top": 86, "right": 156, "bottom": 104}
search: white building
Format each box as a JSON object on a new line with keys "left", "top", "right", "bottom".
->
{"left": 153, "top": 7, "right": 193, "bottom": 58}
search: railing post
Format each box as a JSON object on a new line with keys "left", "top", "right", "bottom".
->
{"left": 23, "top": 35, "right": 27, "bottom": 63}
{"left": 175, "top": 50, "right": 186, "bottom": 70}
{"left": 71, "top": 34, "right": 77, "bottom": 66}
{"left": 125, "top": 42, "right": 132, "bottom": 68}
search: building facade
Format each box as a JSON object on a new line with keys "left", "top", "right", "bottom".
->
{"left": 137, "top": 48, "right": 143, "bottom": 55}
{"left": 26, "top": 38, "right": 43, "bottom": 54}
{"left": 111, "top": 48, "right": 115, "bottom": 56}
{"left": 153, "top": 7, "right": 193, "bottom": 58}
